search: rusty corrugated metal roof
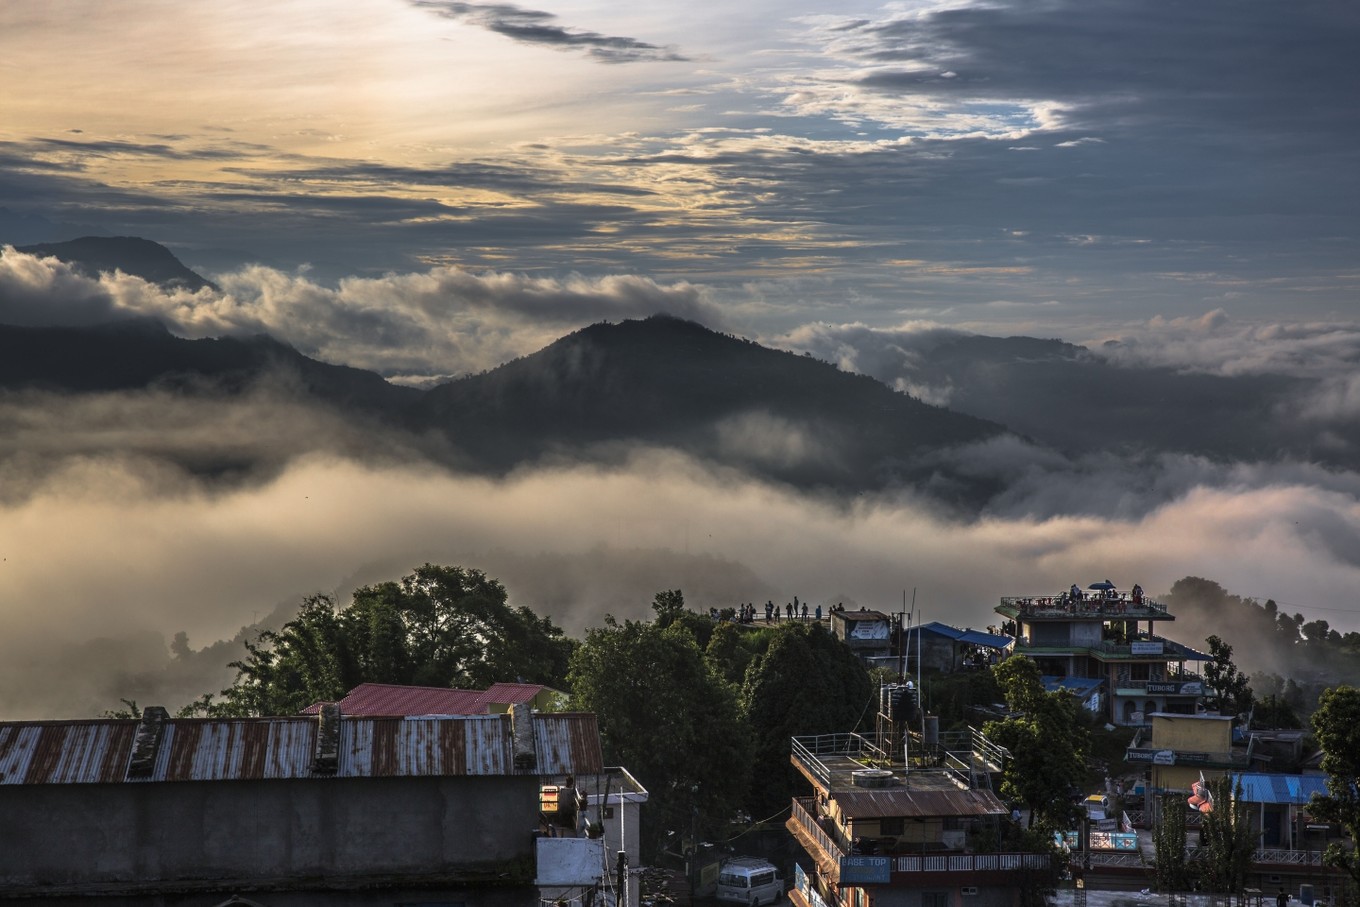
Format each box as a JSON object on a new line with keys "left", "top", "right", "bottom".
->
{"left": 831, "top": 787, "right": 1008, "bottom": 819}
{"left": 0, "top": 712, "right": 602, "bottom": 785}
{"left": 0, "top": 721, "right": 136, "bottom": 785}
{"left": 533, "top": 712, "right": 603, "bottom": 775}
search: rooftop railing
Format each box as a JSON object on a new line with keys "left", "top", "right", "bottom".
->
{"left": 892, "top": 853, "right": 1053, "bottom": 874}
{"left": 790, "top": 733, "right": 891, "bottom": 788}
{"left": 999, "top": 595, "right": 1169, "bottom": 618}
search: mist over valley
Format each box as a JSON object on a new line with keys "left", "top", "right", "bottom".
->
{"left": 1, "top": 239, "right": 1359, "bottom": 719}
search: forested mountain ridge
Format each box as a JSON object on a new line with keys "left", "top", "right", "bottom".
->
{"left": 413, "top": 315, "right": 1008, "bottom": 497}
{"left": 0, "top": 312, "right": 1011, "bottom": 505}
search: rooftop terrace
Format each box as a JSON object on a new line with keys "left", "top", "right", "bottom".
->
{"left": 998, "top": 594, "right": 1171, "bottom": 621}
{"left": 790, "top": 730, "right": 1007, "bottom": 798}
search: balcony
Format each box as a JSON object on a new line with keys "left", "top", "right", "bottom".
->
{"left": 790, "top": 799, "right": 1055, "bottom": 888}
{"left": 1011, "top": 633, "right": 1207, "bottom": 664}
{"left": 791, "top": 796, "right": 850, "bottom": 863}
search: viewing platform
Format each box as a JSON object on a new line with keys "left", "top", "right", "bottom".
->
{"left": 997, "top": 594, "right": 1171, "bottom": 621}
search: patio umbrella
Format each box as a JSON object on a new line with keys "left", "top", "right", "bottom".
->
{"left": 1088, "top": 580, "right": 1115, "bottom": 590}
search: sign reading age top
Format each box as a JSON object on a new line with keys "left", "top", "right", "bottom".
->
{"left": 839, "top": 855, "right": 891, "bottom": 885}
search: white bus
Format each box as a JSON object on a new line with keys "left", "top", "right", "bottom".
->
{"left": 716, "top": 857, "right": 783, "bottom": 906}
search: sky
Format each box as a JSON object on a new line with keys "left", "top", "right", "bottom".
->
{"left": 3, "top": 0, "right": 1358, "bottom": 341}
{"left": 2, "top": 0, "right": 1360, "bottom": 717}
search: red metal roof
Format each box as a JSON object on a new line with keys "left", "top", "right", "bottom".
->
{"left": 0, "top": 712, "right": 603, "bottom": 784}
{"left": 478, "top": 682, "right": 554, "bottom": 708}
{"left": 300, "top": 682, "right": 558, "bottom": 717}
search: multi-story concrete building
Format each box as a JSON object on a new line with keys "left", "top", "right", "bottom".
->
{"left": 995, "top": 583, "right": 1209, "bottom": 726}
{"left": 785, "top": 720, "right": 1053, "bottom": 907}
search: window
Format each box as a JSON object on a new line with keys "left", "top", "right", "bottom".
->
{"left": 923, "top": 892, "right": 949, "bottom": 907}
{"left": 1130, "top": 663, "right": 1151, "bottom": 681}
{"left": 880, "top": 818, "right": 904, "bottom": 835}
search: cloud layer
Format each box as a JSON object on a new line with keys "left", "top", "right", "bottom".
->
{"left": 0, "top": 247, "right": 725, "bottom": 379}
{"left": 3, "top": 440, "right": 1359, "bottom": 720}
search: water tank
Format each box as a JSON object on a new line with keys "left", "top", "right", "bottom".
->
{"left": 885, "top": 684, "right": 919, "bottom": 723}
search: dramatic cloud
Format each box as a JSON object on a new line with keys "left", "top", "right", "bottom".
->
{"left": 3, "top": 0, "right": 1357, "bottom": 323}
{"left": 412, "top": 1, "right": 688, "bottom": 63}
{"left": 0, "top": 248, "right": 726, "bottom": 378}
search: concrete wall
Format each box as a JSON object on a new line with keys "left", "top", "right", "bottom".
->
{"left": 1, "top": 775, "right": 539, "bottom": 895}
{"left": 1152, "top": 714, "right": 1232, "bottom": 752}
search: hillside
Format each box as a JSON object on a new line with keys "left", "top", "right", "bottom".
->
{"left": 415, "top": 315, "right": 1009, "bottom": 500}
{"left": 907, "top": 335, "right": 1308, "bottom": 462}
{"left": 0, "top": 319, "right": 420, "bottom": 415}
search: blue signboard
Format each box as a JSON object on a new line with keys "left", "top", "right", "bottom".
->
{"left": 839, "top": 855, "right": 891, "bottom": 885}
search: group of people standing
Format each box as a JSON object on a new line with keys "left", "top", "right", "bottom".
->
{"left": 726, "top": 597, "right": 829, "bottom": 623}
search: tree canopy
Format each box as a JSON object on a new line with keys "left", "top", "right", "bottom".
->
{"left": 568, "top": 593, "right": 753, "bottom": 861}
{"left": 211, "top": 564, "right": 575, "bottom": 716}
{"left": 740, "top": 620, "right": 873, "bottom": 817}
{"left": 1203, "top": 635, "right": 1254, "bottom": 718}
{"left": 1310, "top": 685, "right": 1360, "bottom": 890}
{"left": 984, "top": 655, "right": 1088, "bottom": 831}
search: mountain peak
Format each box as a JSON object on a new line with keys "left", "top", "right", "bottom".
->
{"left": 16, "top": 235, "right": 218, "bottom": 293}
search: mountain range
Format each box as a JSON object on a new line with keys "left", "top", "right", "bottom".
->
{"left": 3, "top": 236, "right": 1352, "bottom": 511}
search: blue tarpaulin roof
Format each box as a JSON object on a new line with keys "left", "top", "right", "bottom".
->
{"left": 917, "top": 621, "right": 1013, "bottom": 650}
{"left": 1228, "top": 773, "right": 1328, "bottom": 805}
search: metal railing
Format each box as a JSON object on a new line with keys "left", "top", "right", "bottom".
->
{"left": 1000, "top": 595, "right": 1169, "bottom": 616}
{"left": 1181, "top": 847, "right": 1330, "bottom": 867}
{"left": 894, "top": 853, "right": 1053, "bottom": 873}
{"left": 791, "top": 733, "right": 890, "bottom": 788}
{"left": 791, "top": 797, "right": 850, "bottom": 860}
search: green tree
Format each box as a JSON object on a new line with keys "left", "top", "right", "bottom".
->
{"left": 568, "top": 608, "right": 753, "bottom": 861}
{"left": 704, "top": 621, "right": 760, "bottom": 687}
{"left": 217, "top": 593, "right": 350, "bottom": 716}
{"left": 1153, "top": 793, "right": 1193, "bottom": 891}
{"left": 1252, "top": 693, "right": 1301, "bottom": 730}
{"left": 1204, "top": 635, "right": 1254, "bottom": 718}
{"left": 993, "top": 654, "right": 1046, "bottom": 713}
{"left": 1309, "top": 685, "right": 1360, "bottom": 892}
{"left": 984, "top": 657, "right": 1089, "bottom": 831}
{"left": 740, "top": 621, "right": 873, "bottom": 817}
{"left": 1198, "top": 774, "right": 1253, "bottom": 893}
{"left": 214, "top": 565, "right": 575, "bottom": 716}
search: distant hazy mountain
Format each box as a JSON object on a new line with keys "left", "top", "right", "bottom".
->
{"left": 0, "top": 319, "right": 419, "bottom": 415}
{"left": 0, "top": 315, "right": 1010, "bottom": 506}
{"left": 904, "top": 335, "right": 1314, "bottom": 464}
{"left": 414, "top": 315, "right": 1008, "bottom": 500}
{"left": 16, "top": 236, "right": 219, "bottom": 293}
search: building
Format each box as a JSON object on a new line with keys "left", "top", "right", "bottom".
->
{"left": 785, "top": 692, "right": 1054, "bottom": 907}
{"left": 0, "top": 703, "right": 604, "bottom": 905}
{"left": 830, "top": 609, "right": 896, "bottom": 667}
{"left": 906, "top": 622, "right": 1013, "bottom": 674}
{"left": 1125, "top": 712, "right": 1246, "bottom": 799}
{"left": 995, "top": 583, "right": 1210, "bottom": 726}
